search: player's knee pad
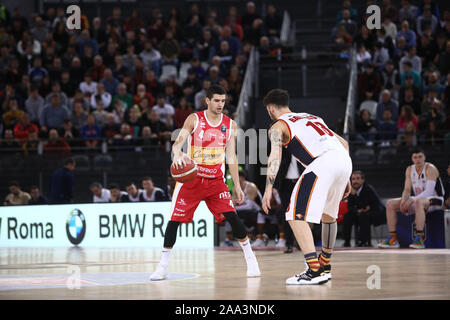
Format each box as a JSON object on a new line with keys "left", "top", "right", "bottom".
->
{"left": 222, "top": 212, "right": 247, "bottom": 239}
{"left": 322, "top": 221, "right": 337, "bottom": 250}
{"left": 164, "top": 221, "right": 180, "bottom": 248}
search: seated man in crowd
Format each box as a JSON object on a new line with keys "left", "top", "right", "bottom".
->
{"left": 28, "top": 185, "right": 48, "bottom": 205}
{"left": 141, "top": 176, "right": 167, "bottom": 202}
{"left": 108, "top": 183, "right": 129, "bottom": 202}
{"left": 379, "top": 148, "right": 445, "bottom": 249}
{"left": 3, "top": 181, "right": 31, "bottom": 206}
{"left": 90, "top": 182, "right": 111, "bottom": 203}
{"left": 343, "top": 171, "right": 385, "bottom": 247}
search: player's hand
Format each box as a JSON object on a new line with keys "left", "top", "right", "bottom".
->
{"left": 400, "top": 198, "right": 414, "bottom": 213}
{"left": 172, "top": 152, "right": 191, "bottom": 170}
{"left": 343, "top": 181, "right": 351, "bottom": 200}
{"left": 262, "top": 189, "right": 272, "bottom": 214}
{"left": 234, "top": 186, "right": 245, "bottom": 205}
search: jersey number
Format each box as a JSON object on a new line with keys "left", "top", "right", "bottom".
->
{"left": 306, "top": 121, "right": 334, "bottom": 136}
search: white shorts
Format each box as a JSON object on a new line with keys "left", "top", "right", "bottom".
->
{"left": 285, "top": 149, "right": 352, "bottom": 224}
{"left": 406, "top": 196, "right": 444, "bottom": 215}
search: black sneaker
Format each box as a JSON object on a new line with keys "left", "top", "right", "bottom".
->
{"left": 322, "top": 264, "right": 332, "bottom": 280}
{"left": 284, "top": 245, "right": 293, "bottom": 254}
{"left": 285, "top": 263, "right": 328, "bottom": 285}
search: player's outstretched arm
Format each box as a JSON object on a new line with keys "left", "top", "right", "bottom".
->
{"left": 262, "top": 121, "right": 284, "bottom": 214}
{"left": 172, "top": 113, "right": 196, "bottom": 169}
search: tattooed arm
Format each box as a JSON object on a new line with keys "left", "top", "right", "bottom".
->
{"left": 262, "top": 121, "right": 285, "bottom": 214}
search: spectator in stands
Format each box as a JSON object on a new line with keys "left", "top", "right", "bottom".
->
{"left": 372, "top": 42, "right": 390, "bottom": 71}
{"left": 377, "top": 108, "right": 397, "bottom": 146}
{"left": 112, "top": 83, "right": 133, "bottom": 111}
{"left": 112, "top": 123, "right": 134, "bottom": 151}
{"left": 358, "top": 63, "right": 381, "bottom": 103}
{"left": 70, "top": 101, "right": 88, "bottom": 131}
{"left": 399, "top": 46, "right": 422, "bottom": 74}
{"left": 124, "top": 181, "right": 143, "bottom": 202}
{"left": 182, "top": 69, "right": 202, "bottom": 105}
{"left": 139, "top": 125, "right": 159, "bottom": 148}
{"left": 79, "top": 72, "right": 97, "bottom": 98}
{"left": 68, "top": 89, "right": 90, "bottom": 112}
{"left": 381, "top": 60, "right": 400, "bottom": 94}
{"left": 242, "top": 2, "right": 261, "bottom": 31}
{"left": 59, "top": 119, "right": 80, "bottom": 148}
{"left": 355, "top": 109, "right": 377, "bottom": 145}
{"left": 40, "top": 94, "right": 70, "bottom": 133}
{"left": 29, "top": 56, "right": 48, "bottom": 83}
{"left": 3, "top": 180, "right": 31, "bottom": 206}
{"left": 90, "top": 182, "right": 111, "bottom": 203}
{"left": 400, "top": 61, "right": 421, "bottom": 88}
{"left": 337, "top": 0, "right": 358, "bottom": 22}
{"left": 80, "top": 114, "right": 101, "bottom": 150}
{"left": 28, "top": 185, "right": 48, "bottom": 205}
{"left": 90, "top": 17, "right": 107, "bottom": 52}
{"left": 419, "top": 98, "right": 446, "bottom": 143}
{"left": 356, "top": 44, "right": 372, "bottom": 65}
{"left": 396, "top": 20, "right": 416, "bottom": 48}
{"left": 399, "top": 87, "right": 421, "bottom": 115}
{"left": 174, "top": 97, "right": 193, "bottom": 129}
{"left": 2, "top": 97, "right": 24, "bottom": 128}
{"left": 139, "top": 109, "right": 171, "bottom": 144}
{"left": 417, "top": 4, "right": 439, "bottom": 37}
{"left": 101, "top": 68, "right": 119, "bottom": 96}
{"left": 92, "top": 99, "right": 108, "bottom": 128}
{"left": 60, "top": 70, "right": 76, "bottom": 98}
{"left": 141, "top": 176, "right": 167, "bottom": 202}
{"left": 45, "top": 81, "right": 69, "bottom": 107}
{"left": 44, "top": 129, "right": 71, "bottom": 154}
{"left": 382, "top": 16, "right": 397, "bottom": 41}
{"left": 49, "top": 158, "right": 75, "bottom": 204}
{"left": 337, "top": 9, "right": 358, "bottom": 38}
{"left": 91, "top": 83, "right": 112, "bottom": 110}
{"left": 417, "top": 34, "right": 438, "bottom": 70}
{"left": 424, "top": 71, "right": 444, "bottom": 99}
{"left": 112, "top": 99, "right": 125, "bottom": 124}
{"left": 344, "top": 171, "right": 384, "bottom": 247}
{"left": 152, "top": 94, "right": 174, "bottom": 128}
{"left": 354, "top": 25, "right": 377, "bottom": 53}
{"left": 125, "top": 105, "right": 142, "bottom": 137}
{"left": 264, "top": 4, "right": 282, "bottom": 41}
{"left": 420, "top": 88, "right": 439, "bottom": 114}
{"left": 22, "top": 129, "right": 40, "bottom": 155}
{"left": 14, "top": 113, "right": 39, "bottom": 143}
{"left": 0, "top": 129, "right": 21, "bottom": 153}
{"left": 159, "top": 30, "right": 180, "bottom": 68}
{"left": 195, "top": 29, "right": 215, "bottom": 62}
{"left": 399, "top": 0, "right": 419, "bottom": 26}
{"left": 139, "top": 40, "right": 161, "bottom": 71}
{"left": 334, "top": 25, "right": 353, "bottom": 53}
{"left": 102, "top": 113, "right": 120, "bottom": 144}
{"left": 220, "top": 26, "right": 242, "bottom": 57}
{"left": 398, "top": 105, "right": 418, "bottom": 132}
{"left": 376, "top": 89, "right": 399, "bottom": 123}
{"left": 245, "top": 18, "right": 266, "bottom": 46}
{"left": 108, "top": 183, "right": 128, "bottom": 202}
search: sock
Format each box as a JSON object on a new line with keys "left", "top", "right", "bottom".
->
{"left": 160, "top": 248, "right": 172, "bottom": 267}
{"left": 256, "top": 234, "right": 263, "bottom": 239}
{"left": 279, "top": 232, "right": 285, "bottom": 239}
{"left": 239, "top": 238, "right": 255, "bottom": 260}
{"left": 389, "top": 231, "right": 397, "bottom": 240}
{"left": 304, "top": 252, "right": 320, "bottom": 272}
{"left": 416, "top": 230, "right": 424, "bottom": 240}
{"left": 319, "top": 250, "right": 332, "bottom": 267}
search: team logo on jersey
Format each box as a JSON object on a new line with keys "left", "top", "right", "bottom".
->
{"left": 221, "top": 125, "right": 227, "bottom": 133}
{"left": 177, "top": 198, "right": 187, "bottom": 206}
{"left": 200, "top": 121, "right": 206, "bottom": 129}
{"left": 219, "top": 191, "right": 232, "bottom": 199}
{"left": 295, "top": 214, "right": 304, "bottom": 220}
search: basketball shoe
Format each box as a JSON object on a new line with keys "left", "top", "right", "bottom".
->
{"left": 377, "top": 236, "right": 399, "bottom": 248}
{"left": 275, "top": 238, "right": 286, "bottom": 248}
{"left": 286, "top": 262, "right": 328, "bottom": 285}
{"left": 409, "top": 235, "right": 425, "bottom": 249}
{"left": 251, "top": 237, "right": 266, "bottom": 247}
{"left": 321, "top": 264, "right": 332, "bottom": 280}
{"left": 150, "top": 263, "right": 168, "bottom": 281}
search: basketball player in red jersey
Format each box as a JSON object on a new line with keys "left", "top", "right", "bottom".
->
{"left": 150, "top": 85, "right": 261, "bottom": 280}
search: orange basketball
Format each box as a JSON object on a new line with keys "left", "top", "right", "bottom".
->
{"left": 170, "top": 158, "right": 198, "bottom": 183}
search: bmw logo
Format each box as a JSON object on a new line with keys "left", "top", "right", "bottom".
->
{"left": 66, "top": 209, "right": 86, "bottom": 245}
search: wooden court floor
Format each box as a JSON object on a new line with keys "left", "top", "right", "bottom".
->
{"left": 0, "top": 247, "right": 449, "bottom": 300}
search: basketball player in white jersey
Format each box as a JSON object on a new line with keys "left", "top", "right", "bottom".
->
{"left": 261, "top": 89, "right": 353, "bottom": 285}
{"left": 378, "top": 148, "right": 445, "bottom": 249}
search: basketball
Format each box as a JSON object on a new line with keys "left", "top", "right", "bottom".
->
{"left": 170, "top": 157, "right": 197, "bottom": 183}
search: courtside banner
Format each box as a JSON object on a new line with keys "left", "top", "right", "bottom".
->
{"left": 0, "top": 202, "right": 214, "bottom": 247}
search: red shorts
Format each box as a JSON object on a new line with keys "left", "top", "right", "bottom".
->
{"left": 170, "top": 176, "right": 236, "bottom": 223}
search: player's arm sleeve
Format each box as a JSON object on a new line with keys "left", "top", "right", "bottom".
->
{"left": 410, "top": 166, "right": 439, "bottom": 200}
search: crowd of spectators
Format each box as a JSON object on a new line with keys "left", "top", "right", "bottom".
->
{"left": 333, "top": 0, "right": 450, "bottom": 147}
{"left": 0, "top": 2, "right": 283, "bottom": 154}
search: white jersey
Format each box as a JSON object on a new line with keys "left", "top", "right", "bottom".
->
{"left": 93, "top": 188, "right": 111, "bottom": 203}
{"left": 277, "top": 112, "right": 344, "bottom": 167}
{"left": 410, "top": 163, "right": 444, "bottom": 198}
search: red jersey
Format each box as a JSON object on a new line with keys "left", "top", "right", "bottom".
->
{"left": 189, "top": 111, "right": 232, "bottom": 179}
